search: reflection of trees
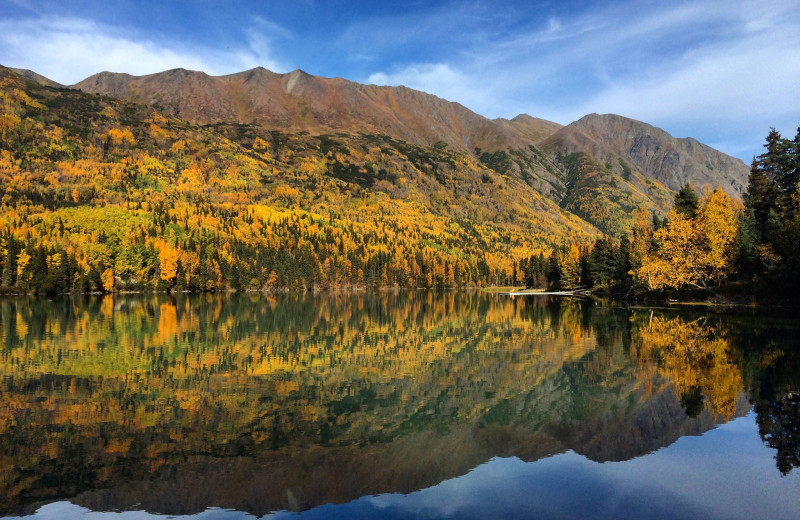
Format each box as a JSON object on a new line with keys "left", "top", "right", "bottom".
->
{"left": 0, "top": 292, "right": 603, "bottom": 510}
{"left": 635, "top": 315, "right": 743, "bottom": 421}
{"left": 2, "top": 293, "right": 797, "bottom": 508}
{"left": 756, "top": 392, "right": 800, "bottom": 475}
{"left": 742, "top": 332, "right": 800, "bottom": 476}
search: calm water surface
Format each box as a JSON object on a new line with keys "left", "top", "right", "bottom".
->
{"left": 0, "top": 292, "right": 798, "bottom": 519}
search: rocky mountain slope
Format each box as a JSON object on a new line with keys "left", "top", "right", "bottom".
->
{"left": 540, "top": 113, "right": 749, "bottom": 196}
{"left": 73, "top": 67, "right": 539, "bottom": 155}
{"left": 0, "top": 65, "right": 600, "bottom": 293}
{"left": 9, "top": 68, "right": 63, "bottom": 88}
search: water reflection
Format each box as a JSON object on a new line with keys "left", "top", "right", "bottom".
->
{"left": 0, "top": 293, "right": 798, "bottom": 516}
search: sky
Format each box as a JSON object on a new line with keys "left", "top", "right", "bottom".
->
{"left": 0, "top": 0, "right": 798, "bottom": 162}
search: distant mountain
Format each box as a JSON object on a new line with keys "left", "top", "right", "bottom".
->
{"left": 72, "top": 67, "right": 543, "bottom": 155}
{"left": 540, "top": 113, "right": 748, "bottom": 196}
{"left": 494, "top": 114, "right": 563, "bottom": 143}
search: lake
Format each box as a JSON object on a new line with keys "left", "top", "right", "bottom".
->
{"left": 0, "top": 292, "right": 798, "bottom": 519}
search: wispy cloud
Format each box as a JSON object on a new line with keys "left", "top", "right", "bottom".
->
{"left": 0, "top": 16, "right": 290, "bottom": 84}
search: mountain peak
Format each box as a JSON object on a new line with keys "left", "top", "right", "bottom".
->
{"left": 286, "top": 68, "right": 311, "bottom": 77}
{"left": 160, "top": 67, "right": 202, "bottom": 76}
{"left": 493, "top": 114, "right": 563, "bottom": 143}
{"left": 283, "top": 69, "right": 313, "bottom": 95}
{"left": 542, "top": 112, "right": 748, "bottom": 196}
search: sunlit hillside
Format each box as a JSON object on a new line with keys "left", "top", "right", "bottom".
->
{"left": 0, "top": 67, "right": 597, "bottom": 293}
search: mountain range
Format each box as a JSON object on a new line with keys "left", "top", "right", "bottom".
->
{"left": 0, "top": 64, "right": 751, "bottom": 292}
{"left": 17, "top": 65, "right": 749, "bottom": 211}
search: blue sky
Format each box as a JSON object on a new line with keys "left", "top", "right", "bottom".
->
{"left": 0, "top": 0, "right": 798, "bottom": 162}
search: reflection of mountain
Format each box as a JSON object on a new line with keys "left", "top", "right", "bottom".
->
{"left": 0, "top": 294, "right": 792, "bottom": 515}
{"left": 67, "top": 383, "right": 747, "bottom": 517}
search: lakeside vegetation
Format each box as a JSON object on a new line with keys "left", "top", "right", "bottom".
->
{"left": 532, "top": 127, "right": 800, "bottom": 303}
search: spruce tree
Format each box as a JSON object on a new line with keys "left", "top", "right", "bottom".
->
{"left": 744, "top": 159, "right": 782, "bottom": 243}
{"left": 674, "top": 183, "right": 699, "bottom": 219}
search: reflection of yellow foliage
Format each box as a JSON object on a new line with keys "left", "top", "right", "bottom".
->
{"left": 157, "top": 303, "right": 178, "bottom": 344}
{"left": 275, "top": 380, "right": 299, "bottom": 397}
{"left": 100, "top": 295, "right": 114, "bottom": 319}
{"left": 106, "top": 439, "right": 132, "bottom": 455}
{"left": 638, "top": 316, "right": 742, "bottom": 420}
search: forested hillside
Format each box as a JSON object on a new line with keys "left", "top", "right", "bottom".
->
{"left": 66, "top": 67, "right": 749, "bottom": 237}
{"left": 0, "top": 66, "right": 596, "bottom": 293}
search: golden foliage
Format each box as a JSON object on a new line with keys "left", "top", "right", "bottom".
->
{"left": 101, "top": 267, "right": 114, "bottom": 292}
{"left": 638, "top": 188, "right": 738, "bottom": 290}
{"left": 0, "top": 66, "right": 600, "bottom": 293}
{"left": 637, "top": 315, "right": 743, "bottom": 420}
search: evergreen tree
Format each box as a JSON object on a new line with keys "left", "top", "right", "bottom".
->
{"left": 615, "top": 235, "right": 633, "bottom": 287}
{"left": 732, "top": 210, "right": 759, "bottom": 279}
{"left": 588, "top": 237, "right": 619, "bottom": 286}
{"left": 674, "top": 183, "right": 699, "bottom": 219}
{"left": 745, "top": 160, "right": 782, "bottom": 243}
{"left": 2, "top": 237, "right": 20, "bottom": 288}
{"left": 546, "top": 254, "right": 561, "bottom": 290}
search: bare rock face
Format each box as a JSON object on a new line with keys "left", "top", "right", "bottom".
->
{"left": 540, "top": 113, "right": 749, "bottom": 196}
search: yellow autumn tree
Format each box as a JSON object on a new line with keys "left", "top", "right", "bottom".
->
{"left": 560, "top": 244, "right": 582, "bottom": 289}
{"left": 15, "top": 248, "right": 30, "bottom": 286}
{"left": 638, "top": 211, "right": 705, "bottom": 289}
{"left": 106, "top": 128, "right": 136, "bottom": 146}
{"left": 629, "top": 207, "right": 653, "bottom": 271}
{"left": 696, "top": 187, "right": 738, "bottom": 286}
{"left": 638, "top": 188, "right": 737, "bottom": 290}
{"left": 100, "top": 267, "right": 115, "bottom": 292}
{"left": 159, "top": 246, "right": 179, "bottom": 285}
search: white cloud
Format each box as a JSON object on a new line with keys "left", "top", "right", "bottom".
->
{"left": 0, "top": 16, "right": 289, "bottom": 84}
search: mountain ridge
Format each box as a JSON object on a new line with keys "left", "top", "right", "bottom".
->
{"left": 11, "top": 64, "right": 750, "bottom": 234}
{"left": 541, "top": 113, "right": 748, "bottom": 196}
{"left": 9, "top": 67, "right": 63, "bottom": 88}
{"left": 72, "top": 66, "right": 541, "bottom": 155}
{"left": 66, "top": 66, "right": 748, "bottom": 202}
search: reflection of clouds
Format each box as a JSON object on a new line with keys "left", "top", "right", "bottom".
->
{"left": 363, "top": 456, "right": 551, "bottom": 518}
